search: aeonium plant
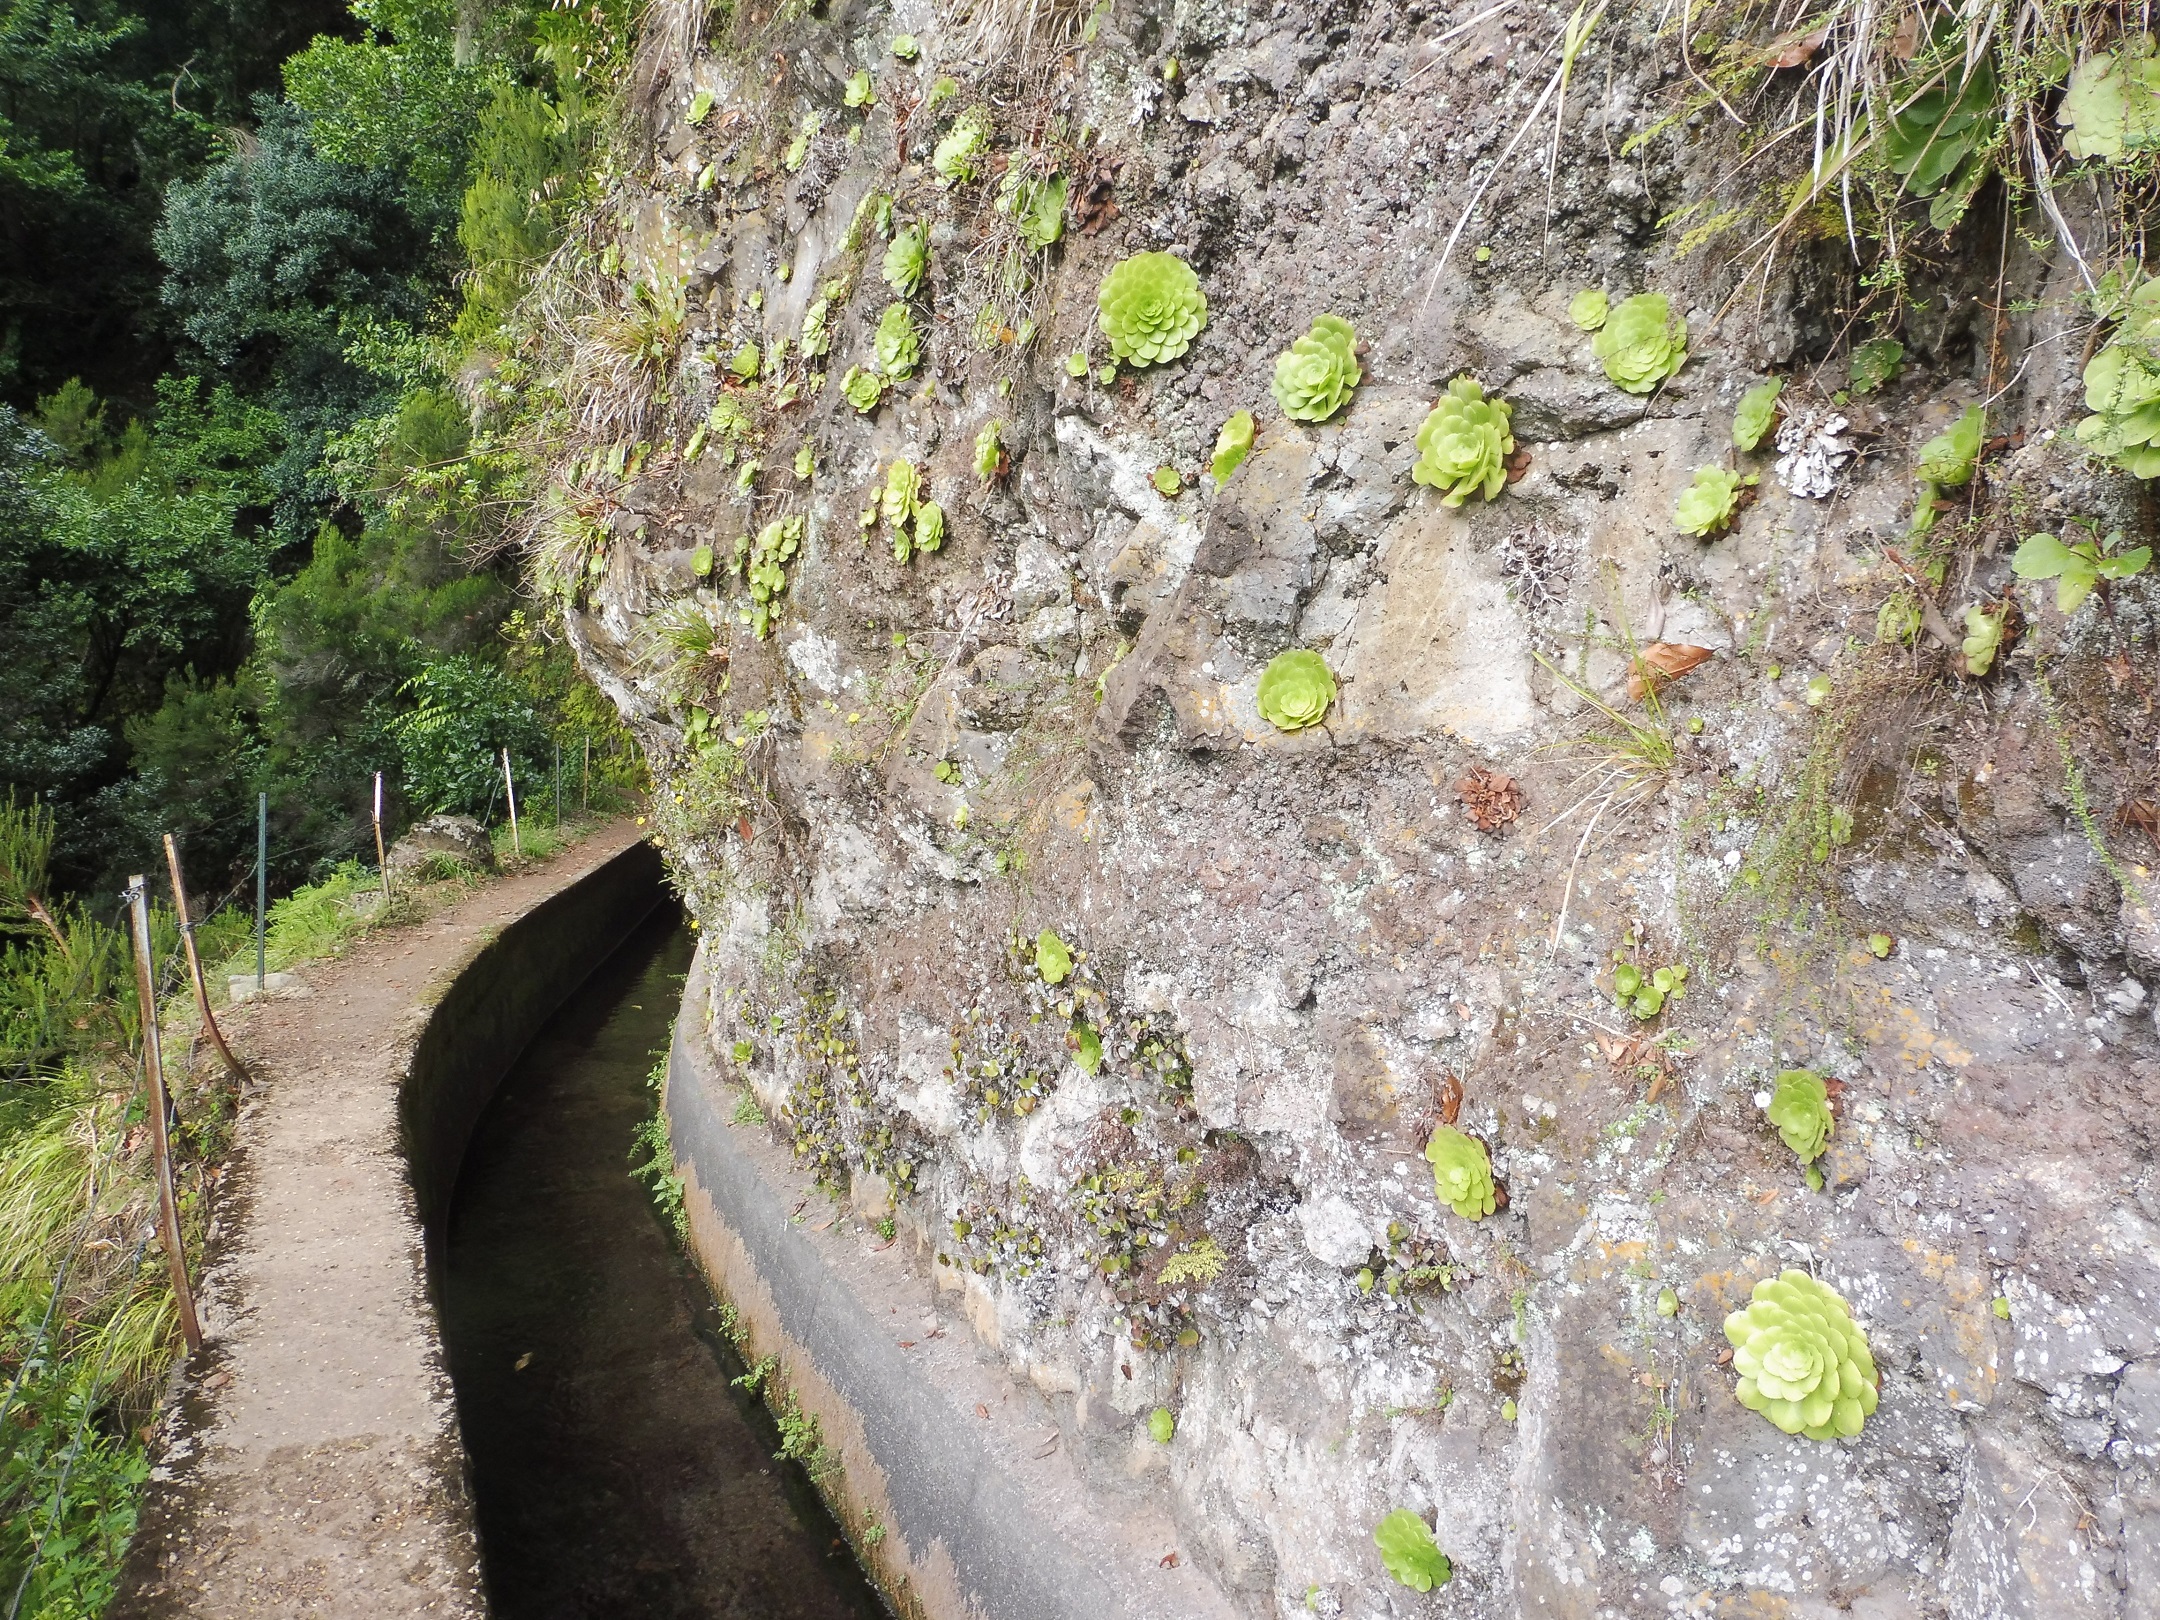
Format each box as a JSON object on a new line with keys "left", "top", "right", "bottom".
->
{"left": 1411, "top": 377, "right": 1514, "bottom": 507}
{"left": 1271, "top": 314, "right": 1361, "bottom": 422}
{"left": 1593, "top": 292, "right": 1687, "bottom": 394}
{"left": 1255, "top": 649, "right": 1336, "bottom": 731}
{"left": 1723, "top": 1270, "right": 1878, "bottom": 1440}
{"left": 1097, "top": 251, "right": 1207, "bottom": 367}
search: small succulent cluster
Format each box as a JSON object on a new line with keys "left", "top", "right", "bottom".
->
{"left": 1352, "top": 1220, "right": 1455, "bottom": 1300}
{"left": 863, "top": 458, "right": 944, "bottom": 563}
{"left": 1098, "top": 251, "right": 1207, "bottom": 368}
{"left": 1732, "top": 378, "right": 1783, "bottom": 451}
{"left": 1765, "top": 1067, "right": 1833, "bottom": 1163}
{"left": 1254, "top": 649, "right": 1336, "bottom": 732}
{"left": 2077, "top": 280, "right": 2160, "bottom": 477}
{"left": 882, "top": 223, "right": 928, "bottom": 296}
{"left": 1412, "top": 377, "right": 1514, "bottom": 507}
{"left": 1612, "top": 959, "right": 1685, "bottom": 1019}
{"left": 1723, "top": 1270, "right": 1878, "bottom": 1440}
{"left": 841, "top": 365, "right": 883, "bottom": 413}
{"left": 1423, "top": 1125, "right": 1495, "bottom": 1220}
{"left": 1211, "top": 411, "right": 1254, "bottom": 486}
{"left": 1373, "top": 1510, "right": 1452, "bottom": 1591}
{"left": 727, "top": 514, "right": 804, "bottom": 639}
{"left": 973, "top": 420, "right": 1004, "bottom": 481}
{"left": 1673, "top": 466, "right": 1754, "bottom": 537}
{"left": 1270, "top": 314, "right": 1361, "bottom": 422}
{"left": 1593, "top": 292, "right": 1687, "bottom": 394}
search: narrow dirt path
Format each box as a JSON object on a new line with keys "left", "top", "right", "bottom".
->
{"left": 113, "top": 821, "right": 647, "bottom": 1620}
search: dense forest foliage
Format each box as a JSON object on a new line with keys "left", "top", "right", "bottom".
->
{"left": 0, "top": 0, "right": 639, "bottom": 907}
{"left": 1, "top": 2, "right": 643, "bottom": 1611}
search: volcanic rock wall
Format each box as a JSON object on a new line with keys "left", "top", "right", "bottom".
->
{"left": 545, "top": 0, "right": 2160, "bottom": 1611}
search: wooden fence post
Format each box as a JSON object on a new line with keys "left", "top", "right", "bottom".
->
{"left": 126, "top": 877, "right": 203, "bottom": 1353}
{"left": 162, "top": 834, "right": 250, "bottom": 1088}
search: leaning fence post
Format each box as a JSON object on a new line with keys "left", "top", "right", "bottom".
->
{"left": 373, "top": 771, "right": 392, "bottom": 899}
{"left": 255, "top": 792, "right": 267, "bottom": 995}
{"left": 126, "top": 876, "right": 204, "bottom": 1353}
{"left": 162, "top": 834, "right": 250, "bottom": 1089}
{"left": 502, "top": 747, "right": 522, "bottom": 857}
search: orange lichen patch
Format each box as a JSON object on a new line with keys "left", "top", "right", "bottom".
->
{"left": 1689, "top": 1266, "right": 1771, "bottom": 1312}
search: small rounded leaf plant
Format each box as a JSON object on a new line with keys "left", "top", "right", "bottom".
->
{"left": 1424, "top": 1125, "right": 1496, "bottom": 1220}
{"left": 1033, "top": 928, "right": 1073, "bottom": 984}
{"left": 1568, "top": 287, "right": 1609, "bottom": 330}
{"left": 1271, "top": 314, "right": 1361, "bottom": 422}
{"left": 1765, "top": 1068, "right": 1833, "bottom": 1163}
{"left": 1097, "top": 251, "right": 1207, "bottom": 367}
{"left": 1723, "top": 1270, "right": 1878, "bottom": 1440}
{"left": 1373, "top": 1510, "right": 1452, "bottom": 1592}
{"left": 1255, "top": 649, "right": 1336, "bottom": 732}
{"left": 1593, "top": 292, "right": 1687, "bottom": 394}
{"left": 1147, "top": 1407, "right": 1175, "bottom": 1444}
{"left": 1613, "top": 961, "right": 1685, "bottom": 1019}
{"left": 1412, "top": 378, "right": 1514, "bottom": 507}
{"left": 1211, "top": 410, "right": 1254, "bottom": 486}
{"left": 1733, "top": 378, "right": 1784, "bottom": 452}
{"left": 2013, "top": 529, "right": 2153, "bottom": 614}
{"left": 1674, "top": 466, "right": 1754, "bottom": 537}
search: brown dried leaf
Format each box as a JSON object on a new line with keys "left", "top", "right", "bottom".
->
{"left": 1504, "top": 447, "right": 1534, "bottom": 484}
{"left": 1627, "top": 642, "right": 1714, "bottom": 702}
{"left": 2119, "top": 799, "right": 2160, "bottom": 853}
{"left": 1887, "top": 11, "right": 1920, "bottom": 59}
{"left": 1457, "top": 767, "right": 1528, "bottom": 831}
{"left": 1769, "top": 23, "right": 1829, "bottom": 67}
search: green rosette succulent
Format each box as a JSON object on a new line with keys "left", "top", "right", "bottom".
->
{"left": 1373, "top": 1510, "right": 1452, "bottom": 1592}
{"left": 1211, "top": 410, "right": 1254, "bottom": 486}
{"left": 1568, "top": 287, "right": 1609, "bottom": 330}
{"left": 932, "top": 107, "right": 990, "bottom": 185}
{"left": 974, "top": 421, "right": 1003, "bottom": 480}
{"left": 1255, "top": 649, "right": 1335, "bottom": 731}
{"left": 842, "top": 365, "right": 883, "bottom": 413}
{"left": 2060, "top": 44, "right": 2160, "bottom": 161}
{"left": 1412, "top": 377, "right": 1514, "bottom": 507}
{"left": 875, "top": 301, "right": 922, "bottom": 379}
{"left": 1270, "top": 314, "right": 1361, "bottom": 422}
{"left": 1593, "top": 292, "right": 1687, "bottom": 394}
{"left": 1674, "top": 466, "right": 1753, "bottom": 537}
{"left": 1424, "top": 1125, "right": 1495, "bottom": 1219}
{"left": 1722, "top": 1269, "right": 1878, "bottom": 1440}
{"left": 883, "top": 224, "right": 928, "bottom": 296}
{"left": 2076, "top": 297, "right": 2160, "bottom": 477}
{"left": 1733, "top": 378, "right": 1783, "bottom": 452}
{"left": 998, "top": 169, "right": 1066, "bottom": 249}
{"left": 1097, "top": 251, "right": 1207, "bottom": 367}
{"left": 1765, "top": 1068, "right": 1832, "bottom": 1162}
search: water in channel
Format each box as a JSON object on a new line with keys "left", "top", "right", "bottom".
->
{"left": 438, "top": 908, "right": 888, "bottom": 1620}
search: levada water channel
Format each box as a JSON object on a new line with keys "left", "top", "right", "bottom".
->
{"left": 436, "top": 907, "right": 889, "bottom": 1618}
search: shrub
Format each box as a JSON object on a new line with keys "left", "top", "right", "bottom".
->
{"left": 387, "top": 654, "right": 549, "bottom": 817}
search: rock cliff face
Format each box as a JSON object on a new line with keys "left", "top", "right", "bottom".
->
{"left": 543, "top": 0, "right": 2160, "bottom": 1610}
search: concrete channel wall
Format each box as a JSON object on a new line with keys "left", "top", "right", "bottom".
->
{"left": 667, "top": 946, "right": 1242, "bottom": 1620}
{"left": 402, "top": 838, "right": 667, "bottom": 1233}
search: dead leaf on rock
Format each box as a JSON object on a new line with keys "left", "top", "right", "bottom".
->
{"left": 1160, "top": 1551, "right": 1182, "bottom": 1569}
{"left": 1627, "top": 642, "right": 1713, "bottom": 702}
{"left": 2119, "top": 799, "right": 2160, "bottom": 852}
{"left": 1504, "top": 447, "right": 1533, "bottom": 484}
{"left": 1458, "top": 767, "right": 1527, "bottom": 831}
{"left": 1768, "top": 23, "right": 1829, "bottom": 66}
{"left": 1593, "top": 1029, "right": 1674, "bottom": 1101}
{"left": 1887, "top": 10, "right": 1920, "bottom": 59}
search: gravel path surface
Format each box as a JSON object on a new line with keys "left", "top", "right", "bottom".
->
{"left": 111, "top": 821, "right": 647, "bottom": 1620}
